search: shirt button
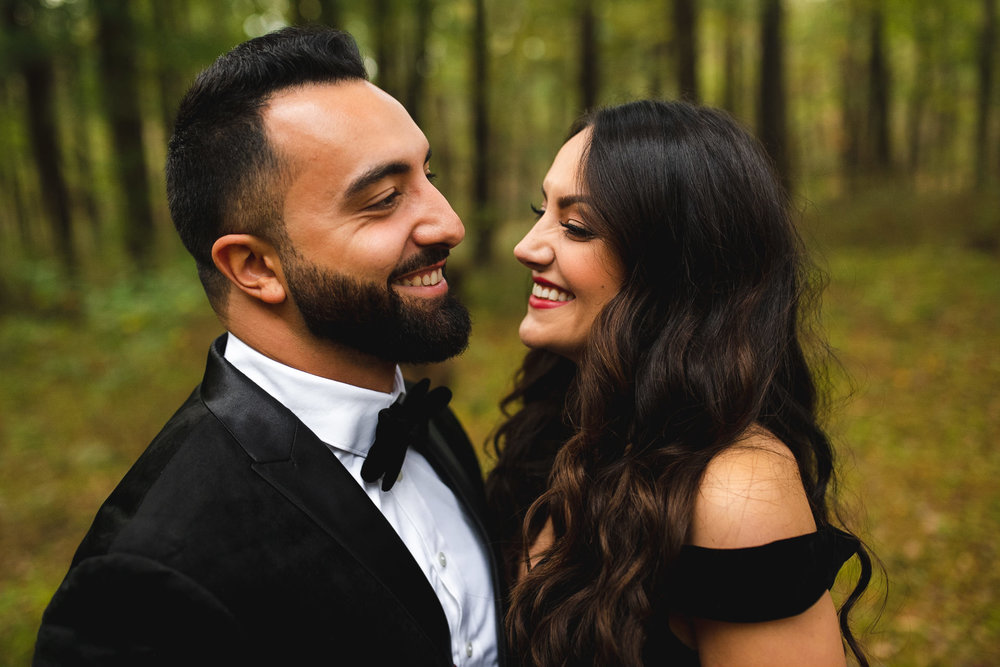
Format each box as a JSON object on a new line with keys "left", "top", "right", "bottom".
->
{"left": 466, "top": 642, "right": 473, "bottom": 657}
{"left": 438, "top": 552, "right": 447, "bottom": 568}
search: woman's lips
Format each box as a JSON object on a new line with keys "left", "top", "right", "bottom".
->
{"left": 529, "top": 278, "right": 574, "bottom": 309}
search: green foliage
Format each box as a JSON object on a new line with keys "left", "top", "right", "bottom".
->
{"left": 0, "top": 255, "right": 221, "bottom": 665}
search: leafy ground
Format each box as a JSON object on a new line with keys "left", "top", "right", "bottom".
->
{"left": 1, "top": 188, "right": 997, "bottom": 665}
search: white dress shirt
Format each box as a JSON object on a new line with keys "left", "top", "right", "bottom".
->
{"left": 224, "top": 333, "right": 498, "bottom": 666}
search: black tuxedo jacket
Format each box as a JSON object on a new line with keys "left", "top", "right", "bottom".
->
{"left": 34, "top": 336, "right": 507, "bottom": 666}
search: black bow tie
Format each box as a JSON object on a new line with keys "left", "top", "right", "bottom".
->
{"left": 360, "top": 378, "right": 452, "bottom": 492}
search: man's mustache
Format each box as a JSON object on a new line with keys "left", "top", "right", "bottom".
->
{"left": 389, "top": 247, "right": 451, "bottom": 281}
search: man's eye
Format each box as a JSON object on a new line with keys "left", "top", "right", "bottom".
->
{"left": 368, "top": 191, "right": 401, "bottom": 210}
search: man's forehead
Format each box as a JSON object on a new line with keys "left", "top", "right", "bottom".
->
{"left": 264, "top": 80, "right": 429, "bottom": 176}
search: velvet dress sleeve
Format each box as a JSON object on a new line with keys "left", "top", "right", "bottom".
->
{"left": 662, "top": 526, "right": 861, "bottom": 623}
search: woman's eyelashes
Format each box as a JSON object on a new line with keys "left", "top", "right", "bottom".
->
{"left": 531, "top": 203, "right": 595, "bottom": 240}
{"left": 560, "top": 220, "right": 595, "bottom": 240}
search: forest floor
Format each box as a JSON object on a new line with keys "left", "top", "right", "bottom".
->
{"left": 1, "top": 186, "right": 997, "bottom": 665}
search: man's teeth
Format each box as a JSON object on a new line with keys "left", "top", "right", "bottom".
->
{"left": 396, "top": 268, "right": 443, "bottom": 287}
{"left": 532, "top": 282, "right": 573, "bottom": 302}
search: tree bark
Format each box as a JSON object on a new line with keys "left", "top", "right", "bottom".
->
{"left": 674, "top": 0, "right": 698, "bottom": 102}
{"left": 471, "top": 0, "right": 494, "bottom": 263}
{"left": 95, "top": 0, "right": 154, "bottom": 269}
{"left": 866, "top": 2, "right": 892, "bottom": 172}
{"left": 371, "top": 0, "right": 400, "bottom": 100}
{"left": 65, "top": 53, "right": 102, "bottom": 244}
{"left": 0, "top": 74, "right": 34, "bottom": 250}
{"left": 319, "top": 0, "right": 342, "bottom": 27}
{"left": 2, "top": 0, "right": 76, "bottom": 273}
{"left": 579, "top": 0, "right": 599, "bottom": 111}
{"left": 404, "top": 0, "right": 433, "bottom": 124}
{"left": 151, "top": 0, "right": 189, "bottom": 137}
{"left": 975, "top": 0, "right": 996, "bottom": 189}
{"left": 758, "top": 0, "right": 790, "bottom": 188}
{"left": 721, "top": 1, "right": 742, "bottom": 115}
{"left": 905, "top": 2, "right": 932, "bottom": 180}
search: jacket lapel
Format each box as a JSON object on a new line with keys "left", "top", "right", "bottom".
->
{"left": 199, "top": 337, "right": 451, "bottom": 653}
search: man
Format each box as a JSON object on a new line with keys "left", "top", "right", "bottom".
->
{"left": 34, "top": 27, "right": 504, "bottom": 666}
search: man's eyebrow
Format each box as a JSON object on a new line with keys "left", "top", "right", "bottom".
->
{"left": 344, "top": 161, "right": 410, "bottom": 200}
{"left": 344, "top": 149, "right": 433, "bottom": 201}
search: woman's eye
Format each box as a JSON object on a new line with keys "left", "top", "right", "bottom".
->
{"left": 560, "top": 220, "right": 595, "bottom": 240}
{"left": 426, "top": 171, "right": 438, "bottom": 183}
{"left": 530, "top": 203, "right": 545, "bottom": 219}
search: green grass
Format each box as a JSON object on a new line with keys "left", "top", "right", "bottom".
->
{"left": 1, "top": 187, "right": 998, "bottom": 665}
{"left": 821, "top": 244, "right": 1000, "bottom": 666}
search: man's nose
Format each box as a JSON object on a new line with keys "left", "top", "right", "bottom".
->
{"left": 412, "top": 186, "right": 465, "bottom": 248}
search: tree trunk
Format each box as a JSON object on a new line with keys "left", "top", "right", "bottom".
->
{"left": 905, "top": 2, "right": 932, "bottom": 180}
{"left": 151, "top": 0, "right": 189, "bottom": 136}
{"left": 371, "top": 0, "right": 400, "bottom": 99}
{"left": 866, "top": 3, "right": 892, "bottom": 172}
{"left": 975, "top": 0, "right": 996, "bottom": 189}
{"left": 579, "top": 0, "right": 599, "bottom": 111}
{"left": 404, "top": 0, "right": 432, "bottom": 124}
{"left": 721, "top": 1, "right": 742, "bottom": 115}
{"left": 471, "top": 0, "right": 494, "bottom": 263}
{"left": 319, "top": 0, "right": 342, "bottom": 27}
{"left": 674, "top": 0, "right": 698, "bottom": 102}
{"left": 0, "top": 75, "right": 34, "bottom": 250}
{"left": 839, "top": 0, "right": 867, "bottom": 190}
{"left": 65, "top": 52, "right": 102, "bottom": 244}
{"left": 758, "top": 0, "right": 790, "bottom": 188}
{"left": 95, "top": 0, "right": 154, "bottom": 269}
{"left": 2, "top": 0, "right": 77, "bottom": 273}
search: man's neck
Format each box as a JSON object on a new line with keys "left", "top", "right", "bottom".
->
{"left": 227, "top": 324, "right": 397, "bottom": 393}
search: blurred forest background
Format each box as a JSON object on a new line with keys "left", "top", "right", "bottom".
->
{"left": 1, "top": 0, "right": 998, "bottom": 664}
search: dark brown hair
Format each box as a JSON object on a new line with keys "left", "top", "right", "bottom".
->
{"left": 166, "top": 26, "right": 366, "bottom": 307}
{"left": 486, "top": 100, "right": 872, "bottom": 665}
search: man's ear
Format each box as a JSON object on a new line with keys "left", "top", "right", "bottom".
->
{"left": 211, "top": 234, "right": 287, "bottom": 305}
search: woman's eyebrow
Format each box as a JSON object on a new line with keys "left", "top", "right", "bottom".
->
{"left": 556, "top": 194, "right": 588, "bottom": 208}
{"left": 539, "top": 186, "right": 588, "bottom": 209}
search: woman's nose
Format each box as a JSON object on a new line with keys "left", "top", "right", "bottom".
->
{"left": 514, "top": 220, "right": 555, "bottom": 268}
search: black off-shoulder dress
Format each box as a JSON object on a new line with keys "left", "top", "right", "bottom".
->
{"left": 644, "top": 526, "right": 861, "bottom": 664}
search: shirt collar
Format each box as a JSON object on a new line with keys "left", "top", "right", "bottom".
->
{"left": 222, "top": 333, "right": 404, "bottom": 457}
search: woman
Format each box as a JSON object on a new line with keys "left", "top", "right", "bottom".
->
{"left": 486, "top": 100, "right": 873, "bottom": 666}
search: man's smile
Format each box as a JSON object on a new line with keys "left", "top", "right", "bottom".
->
{"left": 391, "top": 260, "right": 446, "bottom": 288}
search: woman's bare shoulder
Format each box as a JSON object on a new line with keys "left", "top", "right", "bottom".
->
{"left": 688, "top": 428, "right": 817, "bottom": 549}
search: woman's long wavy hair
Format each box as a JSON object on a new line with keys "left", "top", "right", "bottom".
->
{"left": 485, "top": 100, "right": 872, "bottom": 666}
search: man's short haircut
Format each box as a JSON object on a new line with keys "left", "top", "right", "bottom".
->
{"left": 166, "top": 26, "right": 368, "bottom": 308}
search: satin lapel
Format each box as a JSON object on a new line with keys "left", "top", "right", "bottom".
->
{"left": 252, "top": 429, "right": 451, "bottom": 653}
{"left": 199, "top": 337, "right": 450, "bottom": 652}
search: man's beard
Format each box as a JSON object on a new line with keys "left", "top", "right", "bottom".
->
{"left": 281, "top": 248, "right": 471, "bottom": 365}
